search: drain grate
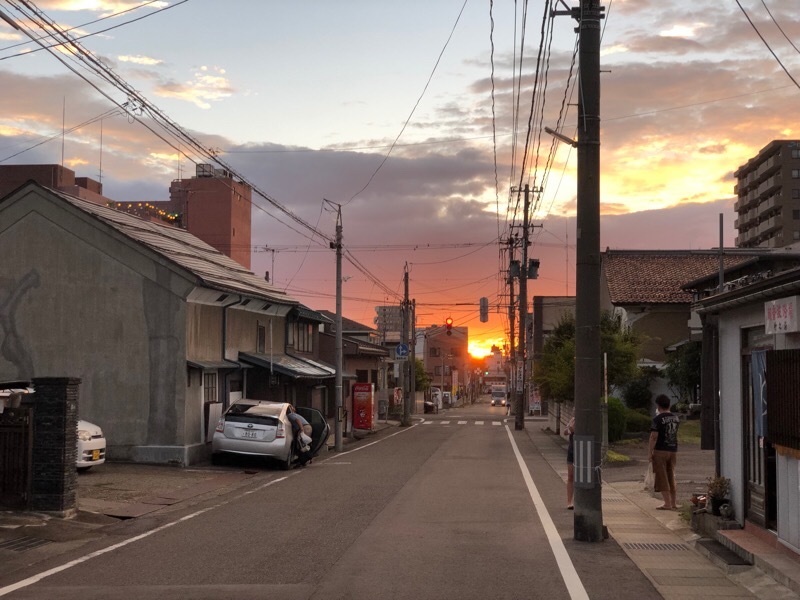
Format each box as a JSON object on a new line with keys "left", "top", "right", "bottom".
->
{"left": 603, "top": 497, "right": 628, "bottom": 503}
{"left": 0, "top": 536, "right": 53, "bottom": 552}
{"left": 624, "top": 542, "right": 688, "bottom": 551}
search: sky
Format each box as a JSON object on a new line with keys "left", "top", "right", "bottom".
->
{"left": 1, "top": 0, "right": 800, "bottom": 358}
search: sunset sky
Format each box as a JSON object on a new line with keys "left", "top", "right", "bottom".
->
{"left": 2, "top": 1, "right": 800, "bottom": 357}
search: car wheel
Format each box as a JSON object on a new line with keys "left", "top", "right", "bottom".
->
{"left": 280, "top": 449, "right": 293, "bottom": 471}
{"left": 77, "top": 466, "right": 91, "bottom": 473}
{"left": 211, "top": 453, "right": 223, "bottom": 466}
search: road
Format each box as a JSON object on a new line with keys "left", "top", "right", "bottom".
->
{"left": 0, "top": 400, "right": 662, "bottom": 600}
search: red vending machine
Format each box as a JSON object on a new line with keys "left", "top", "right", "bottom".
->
{"left": 352, "top": 383, "right": 375, "bottom": 430}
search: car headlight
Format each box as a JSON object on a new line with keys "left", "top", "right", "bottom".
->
{"left": 77, "top": 429, "right": 92, "bottom": 441}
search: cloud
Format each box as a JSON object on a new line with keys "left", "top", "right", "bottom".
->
{"left": 153, "top": 66, "right": 234, "bottom": 109}
{"left": 118, "top": 54, "right": 163, "bottom": 66}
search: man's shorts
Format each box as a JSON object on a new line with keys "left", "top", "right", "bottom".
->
{"left": 652, "top": 450, "right": 677, "bottom": 492}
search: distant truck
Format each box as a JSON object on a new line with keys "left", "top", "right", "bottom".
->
{"left": 490, "top": 384, "right": 507, "bottom": 407}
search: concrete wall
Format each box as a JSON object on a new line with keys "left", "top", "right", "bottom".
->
{"left": 0, "top": 187, "right": 197, "bottom": 465}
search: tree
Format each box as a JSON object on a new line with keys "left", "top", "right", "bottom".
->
{"left": 664, "top": 341, "right": 701, "bottom": 403}
{"left": 414, "top": 357, "right": 431, "bottom": 392}
{"left": 533, "top": 311, "right": 640, "bottom": 403}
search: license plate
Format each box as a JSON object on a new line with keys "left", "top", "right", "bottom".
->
{"left": 92, "top": 449, "right": 100, "bottom": 461}
{"left": 241, "top": 429, "right": 258, "bottom": 439}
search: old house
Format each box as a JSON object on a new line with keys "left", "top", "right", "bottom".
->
{"left": 686, "top": 251, "right": 800, "bottom": 553}
{"left": 0, "top": 182, "right": 303, "bottom": 465}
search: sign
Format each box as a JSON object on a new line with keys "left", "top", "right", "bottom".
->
{"left": 395, "top": 343, "right": 409, "bottom": 359}
{"left": 765, "top": 296, "right": 800, "bottom": 334}
{"left": 393, "top": 387, "right": 403, "bottom": 406}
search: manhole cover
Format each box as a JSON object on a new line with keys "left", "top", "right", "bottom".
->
{"left": 0, "top": 536, "right": 53, "bottom": 552}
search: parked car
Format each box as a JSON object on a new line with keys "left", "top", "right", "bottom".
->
{"left": 1, "top": 381, "right": 106, "bottom": 471}
{"left": 77, "top": 420, "right": 106, "bottom": 471}
{"left": 212, "top": 400, "right": 329, "bottom": 469}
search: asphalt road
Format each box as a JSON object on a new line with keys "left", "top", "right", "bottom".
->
{"left": 0, "top": 400, "right": 663, "bottom": 600}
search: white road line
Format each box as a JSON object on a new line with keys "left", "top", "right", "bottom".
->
{"left": 492, "top": 421, "right": 502, "bottom": 426}
{"left": 457, "top": 421, "right": 467, "bottom": 425}
{"left": 440, "top": 421, "right": 450, "bottom": 425}
{"left": 504, "top": 426, "right": 589, "bottom": 600}
{"left": 475, "top": 420, "right": 484, "bottom": 425}
{"left": 422, "top": 421, "right": 434, "bottom": 425}
{"left": 1, "top": 425, "right": 422, "bottom": 597}
{"left": 0, "top": 477, "right": 288, "bottom": 597}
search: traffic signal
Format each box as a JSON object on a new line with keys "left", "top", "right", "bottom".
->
{"left": 445, "top": 317, "right": 453, "bottom": 336}
{"left": 479, "top": 297, "right": 488, "bottom": 322}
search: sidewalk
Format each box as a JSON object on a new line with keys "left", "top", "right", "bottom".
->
{"left": 527, "top": 423, "right": 800, "bottom": 599}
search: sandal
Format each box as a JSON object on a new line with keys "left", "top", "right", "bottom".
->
{"left": 656, "top": 505, "right": 671, "bottom": 510}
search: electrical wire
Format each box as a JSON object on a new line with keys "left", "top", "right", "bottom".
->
{"left": 735, "top": 0, "right": 800, "bottom": 90}
{"left": 345, "top": 0, "right": 468, "bottom": 206}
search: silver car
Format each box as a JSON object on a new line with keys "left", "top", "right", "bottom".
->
{"left": 211, "top": 400, "right": 329, "bottom": 470}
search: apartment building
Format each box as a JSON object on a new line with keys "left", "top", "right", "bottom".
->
{"left": 734, "top": 139, "right": 800, "bottom": 248}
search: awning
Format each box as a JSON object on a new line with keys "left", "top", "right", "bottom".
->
{"left": 239, "top": 352, "right": 335, "bottom": 380}
{"left": 187, "top": 359, "right": 244, "bottom": 370}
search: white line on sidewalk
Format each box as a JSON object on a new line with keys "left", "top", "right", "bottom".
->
{"left": 505, "top": 426, "right": 589, "bottom": 600}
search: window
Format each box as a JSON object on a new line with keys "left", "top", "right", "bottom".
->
{"left": 792, "top": 149, "right": 800, "bottom": 159}
{"left": 203, "top": 373, "right": 218, "bottom": 403}
{"left": 429, "top": 347, "right": 441, "bottom": 358}
{"left": 793, "top": 189, "right": 800, "bottom": 199}
{"left": 288, "top": 322, "right": 313, "bottom": 353}
{"left": 794, "top": 210, "right": 800, "bottom": 220}
{"left": 794, "top": 231, "right": 800, "bottom": 241}
{"left": 792, "top": 169, "right": 800, "bottom": 179}
{"left": 257, "top": 323, "right": 266, "bottom": 353}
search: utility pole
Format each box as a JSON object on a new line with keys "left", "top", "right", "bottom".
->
{"left": 410, "top": 299, "right": 417, "bottom": 416}
{"left": 571, "top": 0, "right": 604, "bottom": 542}
{"left": 507, "top": 236, "right": 516, "bottom": 403}
{"left": 401, "top": 265, "right": 412, "bottom": 426}
{"left": 331, "top": 202, "right": 344, "bottom": 452}
{"left": 515, "top": 184, "right": 531, "bottom": 430}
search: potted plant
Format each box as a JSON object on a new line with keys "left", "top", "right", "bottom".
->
{"left": 706, "top": 475, "right": 731, "bottom": 516}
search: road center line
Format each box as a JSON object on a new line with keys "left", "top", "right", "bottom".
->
{"left": 505, "top": 426, "right": 589, "bottom": 600}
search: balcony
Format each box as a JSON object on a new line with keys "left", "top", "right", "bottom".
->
{"left": 758, "top": 215, "right": 780, "bottom": 236}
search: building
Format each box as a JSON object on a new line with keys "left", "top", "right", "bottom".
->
{"left": 0, "top": 181, "right": 305, "bottom": 465}
{"left": 734, "top": 140, "right": 800, "bottom": 249}
{"left": 418, "top": 324, "right": 469, "bottom": 399}
{"left": 374, "top": 305, "right": 404, "bottom": 344}
{"left": 0, "top": 164, "right": 109, "bottom": 206}
{"left": 686, "top": 252, "right": 800, "bottom": 554}
{"left": 166, "top": 165, "right": 253, "bottom": 269}
{"left": 0, "top": 162, "right": 254, "bottom": 271}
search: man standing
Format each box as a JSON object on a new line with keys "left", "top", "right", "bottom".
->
{"left": 648, "top": 394, "right": 680, "bottom": 510}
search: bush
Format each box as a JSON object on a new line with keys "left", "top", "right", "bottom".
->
{"left": 607, "top": 396, "right": 626, "bottom": 443}
{"left": 625, "top": 408, "right": 651, "bottom": 433}
{"left": 623, "top": 374, "right": 652, "bottom": 412}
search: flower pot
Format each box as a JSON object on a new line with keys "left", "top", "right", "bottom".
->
{"left": 709, "top": 496, "right": 728, "bottom": 516}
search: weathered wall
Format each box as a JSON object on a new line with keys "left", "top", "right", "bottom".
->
{"left": 0, "top": 188, "right": 194, "bottom": 464}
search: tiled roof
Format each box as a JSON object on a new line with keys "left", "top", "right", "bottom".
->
{"left": 317, "top": 310, "right": 376, "bottom": 333}
{"left": 603, "top": 250, "right": 755, "bottom": 305}
{"left": 46, "top": 186, "right": 298, "bottom": 307}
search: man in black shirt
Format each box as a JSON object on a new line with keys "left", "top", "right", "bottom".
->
{"left": 648, "top": 394, "right": 680, "bottom": 510}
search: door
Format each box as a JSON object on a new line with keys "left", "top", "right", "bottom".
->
{"left": 295, "top": 406, "right": 330, "bottom": 456}
{"left": 741, "top": 329, "right": 776, "bottom": 529}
